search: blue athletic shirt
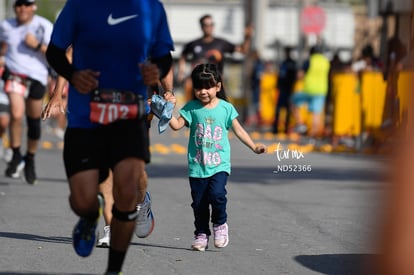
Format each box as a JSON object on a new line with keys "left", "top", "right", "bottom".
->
{"left": 49, "top": 0, "right": 174, "bottom": 128}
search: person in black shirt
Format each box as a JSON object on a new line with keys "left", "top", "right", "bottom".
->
{"left": 272, "top": 46, "right": 297, "bottom": 134}
{"left": 177, "top": 14, "right": 252, "bottom": 101}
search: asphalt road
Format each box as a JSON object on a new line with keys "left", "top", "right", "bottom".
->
{"left": 0, "top": 124, "right": 387, "bottom": 275}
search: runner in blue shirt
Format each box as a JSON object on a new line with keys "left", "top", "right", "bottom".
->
{"left": 46, "top": 1, "right": 174, "bottom": 274}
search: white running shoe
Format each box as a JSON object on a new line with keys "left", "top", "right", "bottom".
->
{"left": 5, "top": 156, "right": 24, "bottom": 179}
{"left": 135, "top": 192, "right": 154, "bottom": 238}
{"left": 96, "top": 225, "right": 110, "bottom": 248}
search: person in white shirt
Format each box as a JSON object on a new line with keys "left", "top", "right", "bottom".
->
{"left": 0, "top": 60, "right": 10, "bottom": 160}
{"left": 0, "top": 0, "right": 53, "bottom": 184}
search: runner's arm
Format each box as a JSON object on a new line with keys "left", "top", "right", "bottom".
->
{"left": 46, "top": 43, "right": 75, "bottom": 83}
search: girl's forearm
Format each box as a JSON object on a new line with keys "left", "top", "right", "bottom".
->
{"left": 232, "top": 119, "right": 256, "bottom": 151}
{"left": 236, "top": 131, "right": 256, "bottom": 151}
{"left": 169, "top": 117, "right": 183, "bottom": 131}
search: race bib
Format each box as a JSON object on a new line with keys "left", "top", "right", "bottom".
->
{"left": 4, "top": 73, "right": 30, "bottom": 97}
{"left": 90, "top": 89, "right": 144, "bottom": 125}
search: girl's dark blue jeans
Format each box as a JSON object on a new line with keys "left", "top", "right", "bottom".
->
{"left": 189, "top": 171, "right": 228, "bottom": 236}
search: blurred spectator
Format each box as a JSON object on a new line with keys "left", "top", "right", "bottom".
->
{"left": 291, "top": 46, "right": 330, "bottom": 141}
{"left": 272, "top": 46, "right": 297, "bottom": 134}
{"left": 245, "top": 49, "right": 264, "bottom": 128}
{"left": 0, "top": 60, "right": 10, "bottom": 160}
{"left": 177, "top": 14, "right": 252, "bottom": 101}
{"left": 352, "top": 44, "right": 382, "bottom": 73}
{"left": 384, "top": 35, "right": 407, "bottom": 81}
{"left": 0, "top": 0, "right": 53, "bottom": 184}
{"left": 325, "top": 52, "right": 344, "bottom": 137}
{"left": 382, "top": 36, "right": 407, "bottom": 129}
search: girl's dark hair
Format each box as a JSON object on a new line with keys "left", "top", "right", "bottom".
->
{"left": 191, "top": 63, "right": 228, "bottom": 101}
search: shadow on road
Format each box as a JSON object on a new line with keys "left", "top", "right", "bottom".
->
{"left": 147, "top": 163, "right": 383, "bottom": 185}
{"left": 0, "top": 177, "right": 67, "bottom": 185}
{"left": 0, "top": 231, "right": 71, "bottom": 244}
{"left": 231, "top": 166, "right": 383, "bottom": 183}
{"left": 37, "top": 177, "right": 68, "bottom": 183}
{"left": 130, "top": 241, "right": 220, "bottom": 253}
{"left": 294, "top": 253, "right": 378, "bottom": 275}
{"left": 131, "top": 241, "right": 192, "bottom": 251}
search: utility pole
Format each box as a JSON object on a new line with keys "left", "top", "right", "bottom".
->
{"left": 251, "top": 0, "right": 268, "bottom": 55}
{"left": 0, "top": 0, "right": 6, "bottom": 20}
{"left": 242, "top": 0, "right": 268, "bottom": 123}
{"left": 297, "top": 0, "right": 305, "bottom": 64}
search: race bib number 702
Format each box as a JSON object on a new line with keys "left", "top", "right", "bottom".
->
{"left": 90, "top": 89, "right": 143, "bottom": 125}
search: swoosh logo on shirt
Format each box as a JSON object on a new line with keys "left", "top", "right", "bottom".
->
{"left": 107, "top": 14, "right": 138, "bottom": 26}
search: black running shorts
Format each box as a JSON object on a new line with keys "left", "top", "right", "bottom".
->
{"left": 28, "top": 79, "right": 46, "bottom": 100}
{"left": 63, "top": 116, "right": 150, "bottom": 180}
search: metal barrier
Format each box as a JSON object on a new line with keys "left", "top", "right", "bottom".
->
{"left": 331, "top": 72, "right": 361, "bottom": 137}
{"left": 360, "top": 72, "right": 387, "bottom": 130}
{"left": 259, "top": 72, "right": 278, "bottom": 126}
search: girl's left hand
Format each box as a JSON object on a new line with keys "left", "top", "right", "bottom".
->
{"left": 254, "top": 144, "right": 267, "bottom": 154}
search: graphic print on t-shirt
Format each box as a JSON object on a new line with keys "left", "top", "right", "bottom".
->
{"left": 193, "top": 117, "right": 224, "bottom": 166}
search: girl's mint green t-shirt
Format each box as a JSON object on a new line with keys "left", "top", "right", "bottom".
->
{"left": 180, "top": 99, "right": 238, "bottom": 178}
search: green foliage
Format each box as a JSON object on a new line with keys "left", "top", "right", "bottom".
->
{"left": 35, "top": 0, "right": 65, "bottom": 22}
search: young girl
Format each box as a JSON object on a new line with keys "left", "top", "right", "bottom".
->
{"left": 169, "top": 63, "right": 267, "bottom": 251}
